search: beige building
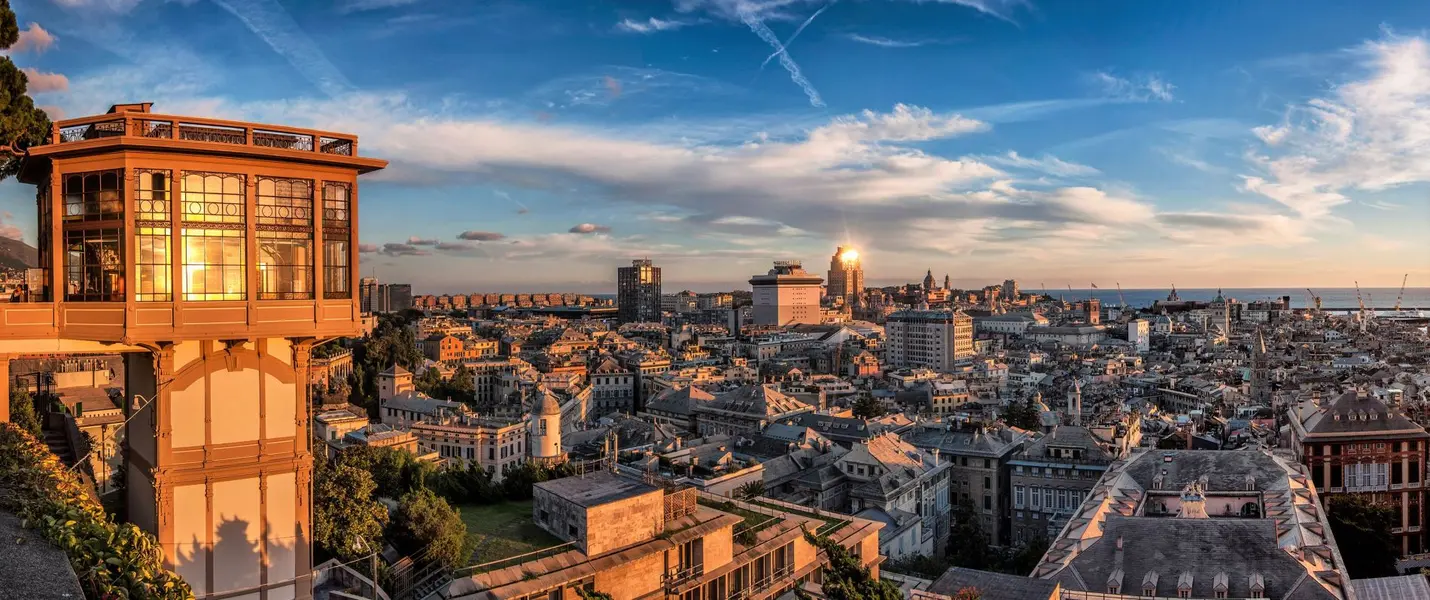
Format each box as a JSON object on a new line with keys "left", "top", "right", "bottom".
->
{"left": 441, "top": 470, "right": 883, "bottom": 600}
{"left": 0, "top": 102, "right": 385, "bottom": 600}
{"left": 885, "top": 309, "right": 975, "bottom": 372}
{"left": 411, "top": 414, "right": 528, "bottom": 481}
{"left": 750, "top": 261, "right": 823, "bottom": 326}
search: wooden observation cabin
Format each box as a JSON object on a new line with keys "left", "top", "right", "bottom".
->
{"left": 2, "top": 102, "right": 386, "bottom": 600}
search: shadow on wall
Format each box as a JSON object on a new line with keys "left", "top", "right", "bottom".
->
{"left": 174, "top": 516, "right": 301, "bottom": 595}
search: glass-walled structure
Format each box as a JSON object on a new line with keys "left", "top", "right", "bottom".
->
{"left": 8, "top": 102, "right": 385, "bottom": 343}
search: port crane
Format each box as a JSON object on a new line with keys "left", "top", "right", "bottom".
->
{"left": 1355, "top": 281, "right": 1368, "bottom": 332}
{"left": 1393, "top": 274, "right": 1409, "bottom": 313}
{"left": 1116, "top": 282, "right": 1128, "bottom": 308}
{"left": 1305, "top": 288, "right": 1322, "bottom": 316}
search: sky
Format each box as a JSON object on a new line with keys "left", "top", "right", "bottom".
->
{"left": 2, "top": 0, "right": 1429, "bottom": 294}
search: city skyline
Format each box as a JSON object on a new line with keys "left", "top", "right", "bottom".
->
{"left": 1, "top": 1, "right": 1429, "bottom": 290}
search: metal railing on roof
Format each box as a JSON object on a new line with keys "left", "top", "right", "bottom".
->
{"left": 52, "top": 113, "right": 358, "bottom": 157}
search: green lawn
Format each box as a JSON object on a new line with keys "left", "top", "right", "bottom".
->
{"left": 457, "top": 501, "right": 564, "bottom": 567}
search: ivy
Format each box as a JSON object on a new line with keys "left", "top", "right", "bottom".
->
{"left": 0, "top": 424, "right": 193, "bottom": 599}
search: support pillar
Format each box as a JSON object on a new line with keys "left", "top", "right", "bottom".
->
{"left": 0, "top": 354, "right": 10, "bottom": 423}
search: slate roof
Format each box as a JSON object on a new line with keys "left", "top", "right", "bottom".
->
{"left": 1017, "top": 425, "right": 1116, "bottom": 463}
{"left": 1352, "top": 574, "right": 1430, "bottom": 600}
{"left": 1053, "top": 516, "right": 1337, "bottom": 600}
{"left": 1291, "top": 391, "right": 1428, "bottom": 439}
{"left": 644, "top": 386, "right": 715, "bottom": 417}
{"left": 697, "top": 384, "right": 811, "bottom": 419}
{"left": 903, "top": 423, "right": 1027, "bottom": 458}
{"left": 929, "top": 567, "right": 1058, "bottom": 600}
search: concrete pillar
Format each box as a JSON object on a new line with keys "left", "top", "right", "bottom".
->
{"left": 0, "top": 355, "right": 10, "bottom": 423}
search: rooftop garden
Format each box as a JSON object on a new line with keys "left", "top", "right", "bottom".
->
{"left": 0, "top": 423, "right": 192, "bottom": 599}
{"left": 457, "top": 500, "right": 565, "bottom": 571}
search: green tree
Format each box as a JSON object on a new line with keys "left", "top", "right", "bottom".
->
{"left": 803, "top": 532, "right": 901, "bottom": 600}
{"left": 8, "top": 385, "right": 41, "bottom": 437}
{"left": 338, "top": 445, "right": 426, "bottom": 496}
{"left": 947, "top": 496, "right": 992, "bottom": 570}
{"left": 1003, "top": 536, "right": 1049, "bottom": 576}
{"left": 0, "top": 0, "right": 54, "bottom": 180}
{"left": 852, "top": 396, "right": 887, "bottom": 419}
{"left": 1002, "top": 398, "right": 1040, "bottom": 430}
{"left": 314, "top": 462, "right": 388, "bottom": 563}
{"left": 1326, "top": 495, "right": 1399, "bottom": 578}
{"left": 388, "top": 488, "right": 473, "bottom": 570}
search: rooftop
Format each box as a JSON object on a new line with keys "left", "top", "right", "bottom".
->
{"left": 532, "top": 470, "right": 659, "bottom": 508}
{"left": 928, "top": 566, "right": 1058, "bottom": 600}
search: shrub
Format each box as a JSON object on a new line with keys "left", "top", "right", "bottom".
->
{"left": 0, "top": 423, "right": 193, "bottom": 599}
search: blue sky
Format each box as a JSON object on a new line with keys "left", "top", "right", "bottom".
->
{"left": 3, "top": 0, "right": 1429, "bottom": 293}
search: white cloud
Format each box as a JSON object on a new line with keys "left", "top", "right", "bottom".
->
{"left": 22, "top": 68, "right": 69, "bottom": 93}
{"left": 11, "top": 23, "right": 57, "bottom": 53}
{"left": 1243, "top": 35, "right": 1430, "bottom": 221}
{"left": 615, "top": 17, "right": 692, "bottom": 34}
{"left": 0, "top": 211, "right": 22, "bottom": 240}
{"left": 569, "top": 223, "right": 612, "bottom": 234}
{"left": 1091, "top": 71, "right": 1175, "bottom": 102}
{"left": 210, "top": 0, "right": 354, "bottom": 97}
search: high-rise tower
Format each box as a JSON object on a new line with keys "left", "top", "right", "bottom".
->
{"left": 826, "top": 246, "right": 863, "bottom": 305}
{"left": 616, "top": 259, "right": 661, "bottom": 324}
{"left": 3, "top": 103, "right": 385, "bottom": 599}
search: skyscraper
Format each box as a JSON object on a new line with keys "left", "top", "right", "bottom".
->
{"left": 750, "top": 261, "right": 823, "bottom": 326}
{"left": 826, "top": 246, "right": 863, "bottom": 305}
{"left": 617, "top": 259, "right": 662, "bottom": 323}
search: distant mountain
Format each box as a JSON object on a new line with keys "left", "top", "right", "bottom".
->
{"left": 0, "top": 236, "right": 38, "bottom": 271}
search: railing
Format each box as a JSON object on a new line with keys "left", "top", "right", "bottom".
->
{"left": 745, "top": 565, "right": 794, "bottom": 598}
{"left": 663, "top": 564, "right": 704, "bottom": 591}
{"left": 51, "top": 113, "right": 359, "bottom": 157}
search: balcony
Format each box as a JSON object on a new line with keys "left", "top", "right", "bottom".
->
{"left": 0, "top": 297, "right": 363, "bottom": 342}
{"left": 53, "top": 113, "right": 357, "bottom": 156}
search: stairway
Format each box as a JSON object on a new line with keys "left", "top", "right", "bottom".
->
{"left": 43, "top": 427, "right": 76, "bottom": 466}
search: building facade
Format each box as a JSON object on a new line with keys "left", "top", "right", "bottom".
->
{"left": 617, "top": 259, "right": 662, "bottom": 324}
{"left": 1288, "top": 390, "right": 1430, "bottom": 555}
{"left": 885, "top": 309, "right": 975, "bottom": 372}
{"left": 411, "top": 415, "right": 528, "bottom": 481}
{"left": 1008, "top": 426, "right": 1118, "bottom": 545}
{"left": 750, "top": 261, "right": 823, "bottom": 326}
{"left": 826, "top": 246, "right": 863, "bottom": 306}
{"left": 0, "top": 103, "right": 385, "bottom": 600}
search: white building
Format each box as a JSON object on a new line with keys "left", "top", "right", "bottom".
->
{"left": 1128, "top": 319, "right": 1149, "bottom": 352}
{"left": 885, "top": 308, "right": 975, "bottom": 372}
{"left": 750, "top": 261, "right": 824, "bottom": 326}
{"left": 974, "top": 313, "right": 1047, "bottom": 336}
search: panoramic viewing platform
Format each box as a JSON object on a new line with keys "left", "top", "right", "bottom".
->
{"left": 2, "top": 103, "right": 387, "bottom": 344}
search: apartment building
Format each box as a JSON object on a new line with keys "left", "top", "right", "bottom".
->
{"left": 885, "top": 309, "right": 975, "bottom": 372}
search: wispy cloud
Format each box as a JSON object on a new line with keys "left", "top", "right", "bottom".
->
{"left": 0, "top": 211, "right": 22, "bottom": 240}
{"left": 1090, "top": 71, "right": 1175, "bottom": 102}
{"left": 50, "top": 0, "right": 143, "bottom": 12}
{"left": 759, "top": 3, "right": 830, "bottom": 70}
{"left": 615, "top": 17, "right": 693, "bottom": 34}
{"left": 406, "top": 236, "right": 439, "bottom": 246}
{"left": 379, "top": 242, "right": 429, "bottom": 257}
{"left": 338, "top": 0, "right": 422, "bottom": 13}
{"left": 1242, "top": 34, "right": 1430, "bottom": 220}
{"left": 10, "top": 23, "right": 57, "bottom": 53}
{"left": 929, "top": 0, "right": 1030, "bottom": 25}
{"left": 980, "top": 151, "right": 1098, "bottom": 177}
{"left": 845, "top": 34, "right": 933, "bottom": 48}
{"left": 737, "top": 7, "right": 824, "bottom": 107}
{"left": 210, "top": 0, "right": 354, "bottom": 97}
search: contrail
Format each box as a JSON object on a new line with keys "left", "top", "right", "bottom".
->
{"left": 760, "top": 3, "right": 831, "bottom": 70}
{"left": 739, "top": 10, "right": 825, "bottom": 107}
{"left": 211, "top": 0, "right": 353, "bottom": 98}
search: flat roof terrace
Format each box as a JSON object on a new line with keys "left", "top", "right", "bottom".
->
{"left": 533, "top": 470, "right": 658, "bottom": 508}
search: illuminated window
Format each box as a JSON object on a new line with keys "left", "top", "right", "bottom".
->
{"left": 63, "top": 170, "right": 123, "bottom": 222}
{"left": 323, "top": 182, "right": 353, "bottom": 299}
{"left": 181, "top": 172, "right": 245, "bottom": 301}
{"left": 135, "top": 170, "right": 171, "bottom": 222}
{"left": 135, "top": 171, "right": 173, "bottom": 302}
{"left": 135, "top": 227, "right": 172, "bottom": 302}
{"left": 255, "top": 176, "right": 313, "bottom": 300}
{"left": 324, "top": 239, "right": 350, "bottom": 299}
{"left": 257, "top": 231, "right": 313, "bottom": 300}
{"left": 64, "top": 228, "right": 124, "bottom": 301}
{"left": 256, "top": 177, "right": 313, "bottom": 226}
{"left": 181, "top": 172, "right": 244, "bottom": 223}
{"left": 182, "top": 228, "right": 245, "bottom": 301}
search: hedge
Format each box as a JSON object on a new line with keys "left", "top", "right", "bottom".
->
{"left": 0, "top": 423, "right": 193, "bottom": 599}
